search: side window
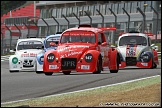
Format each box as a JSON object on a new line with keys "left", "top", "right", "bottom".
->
{"left": 98, "top": 33, "right": 106, "bottom": 45}
{"left": 148, "top": 37, "right": 151, "bottom": 46}
{"left": 98, "top": 33, "right": 102, "bottom": 45}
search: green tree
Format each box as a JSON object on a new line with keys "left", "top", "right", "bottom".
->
{"left": 1, "top": 1, "right": 26, "bottom": 15}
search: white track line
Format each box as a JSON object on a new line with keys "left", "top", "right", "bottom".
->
{"left": 1, "top": 75, "right": 160, "bottom": 105}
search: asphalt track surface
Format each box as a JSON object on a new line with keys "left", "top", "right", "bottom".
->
{"left": 1, "top": 60, "right": 161, "bottom": 103}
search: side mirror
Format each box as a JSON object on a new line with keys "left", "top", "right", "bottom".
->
{"left": 10, "top": 49, "right": 16, "bottom": 53}
{"left": 154, "top": 46, "right": 158, "bottom": 51}
{"left": 110, "top": 45, "right": 116, "bottom": 48}
{"left": 101, "top": 42, "right": 107, "bottom": 46}
{"left": 50, "top": 42, "right": 57, "bottom": 47}
{"left": 151, "top": 44, "right": 158, "bottom": 51}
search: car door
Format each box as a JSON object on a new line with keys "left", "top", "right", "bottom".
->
{"left": 98, "top": 32, "right": 109, "bottom": 66}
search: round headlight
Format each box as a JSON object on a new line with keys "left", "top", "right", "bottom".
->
{"left": 47, "top": 53, "right": 55, "bottom": 62}
{"left": 40, "top": 56, "right": 44, "bottom": 62}
{"left": 12, "top": 57, "right": 18, "bottom": 64}
{"left": 84, "top": 53, "right": 93, "bottom": 63}
{"left": 141, "top": 53, "right": 150, "bottom": 62}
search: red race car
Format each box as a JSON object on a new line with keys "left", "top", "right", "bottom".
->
{"left": 43, "top": 24, "right": 120, "bottom": 75}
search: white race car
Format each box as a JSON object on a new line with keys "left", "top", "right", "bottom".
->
{"left": 9, "top": 38, "right": 45, "bottom": 72}
{"left": 35, "top": 33, "right": 61, "bottom": 74}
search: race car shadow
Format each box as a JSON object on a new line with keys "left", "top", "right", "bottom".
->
{"left": 119, "top": 67, "right": 160, "bottom": 70}
{"left": 41, "top": 71, "right": 112, "bottom": 76}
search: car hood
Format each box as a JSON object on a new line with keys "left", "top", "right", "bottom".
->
{"left": 57, "top": 44, "right": 95, "bottom": 58}
{"left": 15, "top": 49, "right": 43, "bottom": 58}
{"left": 117, "top": 45, "right": 149, "bottom": 58}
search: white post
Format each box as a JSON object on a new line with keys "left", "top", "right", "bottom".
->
{"left": 34, "top": 1, "right": 36, "bottom": 22}
{"left": 10, "top": 10, "right": 12, "bottom": 17}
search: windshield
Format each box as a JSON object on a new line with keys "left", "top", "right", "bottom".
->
{"left": 60, "top": 31, "right": 96, "bottom": 43}
{"left": 119, "top": 36, "right": 147, "bottom": 46}
{"left": 45, "top": 36, "right": 60, "bottom": 48}
{"left": 17, "top": 41, "right": 43, "bottom": 50}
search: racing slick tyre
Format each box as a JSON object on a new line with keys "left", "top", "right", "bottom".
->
{"left": 93, "top": 55, "right": 102, "bottom": 74}
{"left": 9, "top": 70, "right": 19, "bottom": 73}
{"left": 110, "top": 54, "right": 120, "bottom": 73}
{"left": 36, "top": 71, "right": 44, "bottom": 74}
{"left": 63, "top": 71, "right": 71, "bottom": 75}
{"left": 35, "top": 62, "right": 44, "bottom": 74}
{"left": 153, "top": 63, "right": 157, "bottom": 68}
{"left": 44, "top": 72, "right": 53, "bottom": 76}
{"left": 151, "top": 60, "right": 157, "bottom": 69}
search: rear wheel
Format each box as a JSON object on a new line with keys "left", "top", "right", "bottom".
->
{"left": 93, "top": 55, "right": 102, "bottom": 74}
{"left": 44, "top": 72, "right": 53, "bottom": 76}
{"left": 62, "top": 71, "right": 71, "bottom": 75}
{"left": 110, "top": 54, "right": 119, "bottom": 73}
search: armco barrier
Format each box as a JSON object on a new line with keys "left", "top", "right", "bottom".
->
{"left": 158, "top": 52, "right": 161, "bottom": 57}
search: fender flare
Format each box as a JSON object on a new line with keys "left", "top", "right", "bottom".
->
{"left": 108, "top": 47, "right": 119, "bottom": 70}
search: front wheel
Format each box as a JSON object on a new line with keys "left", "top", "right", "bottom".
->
{"left": 9, "top": 70, "right": 19, "bottom": 73}
{"left": 44, "top": 72, "right": 53, "bottom": 76}
{"left": 153, "top": 63, "right": 157, "bottom": 68}
{"left": 93, "top": 55, "right": 102, "bottom": 74}
{"left": 151, "top": 61, "right": 157, "bottom": 69}
{"left": 36, "top": 71, "right": 44, "bottom": 74}
{"left": 62, "top": 71, "right": 71, "bottom": 75}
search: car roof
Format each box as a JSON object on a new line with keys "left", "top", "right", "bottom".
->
{"left": 63, "top": 27, "right": 102, "bottom": 34}
{"left": 17, "top": 38, "right": 45, "bottom": 43}
{"left": 121, "top": 33, "right": 149, "bottom": 38}
{"left": 46, "top": 34, "right": 61, "bottom": 38}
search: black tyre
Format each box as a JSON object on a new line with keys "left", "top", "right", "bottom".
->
{"left": 110, "top": 54, "right": 119, "bottom": 73}
{"left": 63, "top": 71, "right": 71, "bottom": 75}
{"left": 9, "top": 70, "right": 19, "bottom": 73}
{"left": 151, "top": 57, "right": 157, "bottom": 69}
{"left": 36, "top": 71, "right": 44, "bottom": 74}
{"left": 151, "top": 61, "right": 157, "bottom": 69}
{"left": 153, "top": 63, "right": 157, "bottom": 68}
{"left": 93, "top": 55, "right": 102, "bottom": 74}
{"left": 44, "top": 72, "right": 53, "bottom": 76}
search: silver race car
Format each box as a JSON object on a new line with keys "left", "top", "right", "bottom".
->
{"left": 117, "top": 31, "right": 159, "bottom": 69}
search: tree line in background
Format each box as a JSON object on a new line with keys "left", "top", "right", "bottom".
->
{"left": 1, "top": 1, "right": 26, "bottom": 16}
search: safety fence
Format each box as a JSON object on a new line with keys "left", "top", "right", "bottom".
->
{"left": 1, "top": 39, "right": 17, "bottom": 55}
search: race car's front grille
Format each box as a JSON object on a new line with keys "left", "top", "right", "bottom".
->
{"left": 126, "top": 57, "right": 137, "bottom": 66}
{"left": 61, "top": 58, "right": 77, "bottom": 70}
{"left": 23, "top": 59, "right": 34, "bottom": 67}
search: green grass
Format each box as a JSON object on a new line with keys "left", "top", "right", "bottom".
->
{"left": 155, "top": 43, "right": 161, "bottom": 52}
{"left": 1, "top": 75, "right": 160, "bottom": 107}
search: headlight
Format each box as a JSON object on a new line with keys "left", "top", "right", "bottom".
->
{"left": 40, "top": 56, "right": 44, "bottom": 62}
{"left": 140, "top": 53, "right": 150, "bottom": 62}
{"left": 47, "top": 53, "right": 55, "bottom": 62}
{"left": 84, "top": 53, "right": 93, "bottom": 63}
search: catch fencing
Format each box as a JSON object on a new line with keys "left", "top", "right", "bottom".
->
{"left": 1, "top": 39, "right": 17, "bottom": 55}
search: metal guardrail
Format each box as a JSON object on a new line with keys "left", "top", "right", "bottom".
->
{"left": 158, "top": 52, "right": 161, "bottom": 57}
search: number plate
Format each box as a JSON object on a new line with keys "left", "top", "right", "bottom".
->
{"left": 141, "top": 63, "right": 148, "bottom": 66}
{"left": 81, "top": 65, "right": 90, "bottom": 70}
{"left": 49, "top": 65, "right": 57, "bottom": 69}
{"left": 13, "top": 65, "right": 17, "bottom": 68}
